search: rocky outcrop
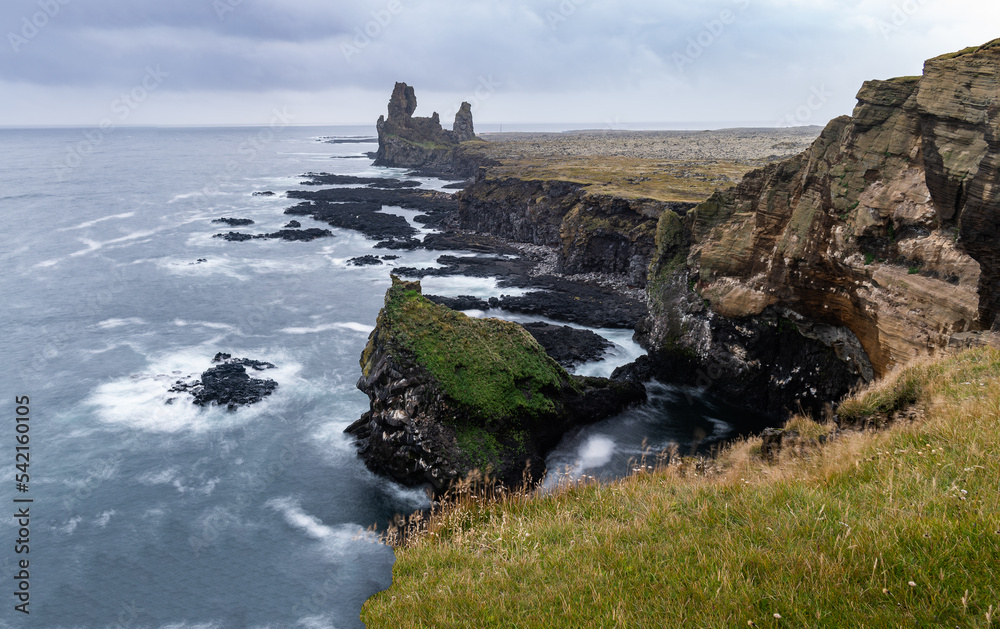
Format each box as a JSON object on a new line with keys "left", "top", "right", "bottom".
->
{"left": 639, "top": 39, "right": 1000, "bottom": 415}
{"left": 374, "top": 82, "right": 481, "bottom": 176}
{"left": 168, "top": 353, "right": 278, "bottom": 411}
{"left": 458, "top": 176, "right": 696, "bottom": 287}
{"left": 345, "top": 277, "right": 645, "bottom": 492}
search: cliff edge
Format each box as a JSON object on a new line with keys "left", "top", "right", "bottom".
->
{"left": 629, "top": 39, "right": 1000, "bottom": 417}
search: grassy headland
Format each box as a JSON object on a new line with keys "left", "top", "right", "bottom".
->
{"left": 363, "top": 347, "right": 1000, "bottom": 627}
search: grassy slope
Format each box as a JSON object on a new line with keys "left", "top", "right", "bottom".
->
{"left": 363, "top": 348, "right": 1000, "bottom": 627}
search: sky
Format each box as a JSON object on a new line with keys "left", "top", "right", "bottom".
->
{"left": 1, "top": 0, "right": 998, "bottom": 128}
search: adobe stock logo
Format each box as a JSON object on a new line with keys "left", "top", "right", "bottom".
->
{"left": 7, "top": 0, "right": 71, "bottom": 53}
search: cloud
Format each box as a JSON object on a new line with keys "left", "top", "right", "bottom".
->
{"left": 2, "top": 0, "right": 999, "bottom": 125}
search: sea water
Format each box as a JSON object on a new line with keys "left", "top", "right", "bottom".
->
{"left": 0, "top": 125, "right": 744, "bottom": 628}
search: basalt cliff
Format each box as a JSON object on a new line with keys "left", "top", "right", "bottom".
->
{"left": 374, "top": 82, "right": 481, "bottom": 176}
{"left": 455, "top": 40, "right": 1000, "bottom": 416}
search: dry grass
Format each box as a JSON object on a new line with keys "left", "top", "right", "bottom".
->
{"left": 481, "top": 156, "right": 755, "bottom": 203}
{"left": 363, "top": 348, "right": 1000, "bottom": 627}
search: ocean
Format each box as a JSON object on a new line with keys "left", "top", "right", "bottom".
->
{"left": 1, "top": 125, "right": 742, "bottom": 628}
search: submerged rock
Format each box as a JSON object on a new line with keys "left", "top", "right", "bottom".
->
{"left": 345, "top": 277, "right": 645, "bottom": 493}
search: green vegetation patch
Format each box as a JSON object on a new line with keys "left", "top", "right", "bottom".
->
{"left": 378, "top": 277, "right": 573, "bottom": 421}
{"left": 364, "top": 347, "right": 1000, "bottom": 627}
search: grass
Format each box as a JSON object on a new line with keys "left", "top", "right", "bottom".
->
{"left": 362, "top": 347, "right": 1000, "bottom": 627}
{"left": 369, "top": 276, "right": 574, "bottom": 422}
{"left": 467, "top": 154, "right": 755, "bottom": 203}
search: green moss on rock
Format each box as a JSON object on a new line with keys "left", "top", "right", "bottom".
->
{"left": 377, "top": 276, "right": 575, "bottom": 421}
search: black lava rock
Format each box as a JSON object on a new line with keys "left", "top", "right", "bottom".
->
{"left": 520, "top": 322, "right": 614, "bottom": 369}
{"left": 213, "top": 218, "right": 255, "bottom": 227}
{"left": 213, "top": 229, "right": 333, "bottom": 242}
{"left": 348, "top": 255, "right": 384, "bottom": 267}
{"left": 425, "top": 295, "right": 491, "bottom": 311}
{"left": 214, "top": 232, "right": 255, "bottom": 242}
{"left": 169, "top": 354, "right": 278, "bottom": 411}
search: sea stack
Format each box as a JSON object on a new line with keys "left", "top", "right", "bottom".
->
{"left": 374, "top": 82, "right": 478, "bottom": 175}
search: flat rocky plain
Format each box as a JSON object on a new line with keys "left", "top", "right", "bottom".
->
{"left": 475, "top": 126, "right": 824, "bottom": 162}
{"left": 463, "top": 126, "right": 825, "bottom": 203}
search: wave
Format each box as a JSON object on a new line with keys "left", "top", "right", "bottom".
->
{"left": 58, "top": 211, "right": 136, "bottom": 232}
{"left": 69, "top": 229, "right": 160, "bottom": 257}
{"left": 137, "top": 467, "right": 220, "bottom": 496}
{"left": 265, "top": 497, "right": 377, "bottom": 549}
{"left": 97, "top": 317, "right": 148, "bottom": 330}
{"left": 94, "top": 510, "right": 115, "bottom": 528}
{"left": 280, "top": 322, "right": 374, "bottom": 335}
{"left": 417, "top": 275, "right": 532, "bottom": 299}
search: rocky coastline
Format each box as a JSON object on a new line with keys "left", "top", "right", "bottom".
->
{"left": 340, "top": 43, "right": 1000, "bottom": 491}
{"left": 203, "top": 46, "right": 1000, "bottom": 493}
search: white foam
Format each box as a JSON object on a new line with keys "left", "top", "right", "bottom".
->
{"left": 543, "top": 435, "right": 618, "bottom": 489}
{"left": 97, "top": 317, "right": 147, "bottom": 330}
{"left": 280, "top": 322, "right": 374, "bottom": 335}
{"left": 293, "top": 616, "right": 338, "bottom": 629}
{"left": 153, "top": 256, "right": 251, "bottom": 282}
{"left": 58, "top": 212, "right": 136, "bottom": 232}
{"left": 87, "top": 348, "right": 303, "bottom": 434}
{"left": 137, "top": 467, "right": 180, "bottom": 486}
{"left": 173, "top": 319, "right": 238, "bottom": 332}
{"left": 58, "top": 516, "right": 83, "bottom": 535}
{"left": 169, "top": 190, "right": 229, "bottom": 203}
{"left": 94, "top": 510, "right": 115, "bottom": 528}
{"left": 265, "top": 498, "right": 374, "bottom": 549}
{"left": 417, "top": 276, "right": 531, "bottom": 299}
{"left": 577, "top": 435, "right": 616, "bottom": 470}
{"left": 69, "top": 229, "right": 161, "bottom": 257}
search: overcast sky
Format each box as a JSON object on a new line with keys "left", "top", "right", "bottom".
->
{"left": 1, "top": 0, "right": 997, "bottom": 128}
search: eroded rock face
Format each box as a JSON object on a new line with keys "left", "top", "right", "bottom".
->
{"left": 642, "top": 40, "right": 1000, "bottom": 408}
{"left": 344, "top": 277, "right": 645, "bottom": 492}
{"left": 374, "top": 82, "right": 478, "bottom": 175}
{"left": 457, "top": 176, "right": 696, "bottom": 288}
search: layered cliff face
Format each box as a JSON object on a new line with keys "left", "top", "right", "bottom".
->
{"left": 644, "top": 40, "right": 1000, "bottom": 406}
{"left": 458, "top": 176, "right": 696, "bottom": 287}
{"left": 374, "top": 82, "right": 479, "bottom": 175}
{"left": 345, "top": 277, "right": 645, "bottom": 492}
